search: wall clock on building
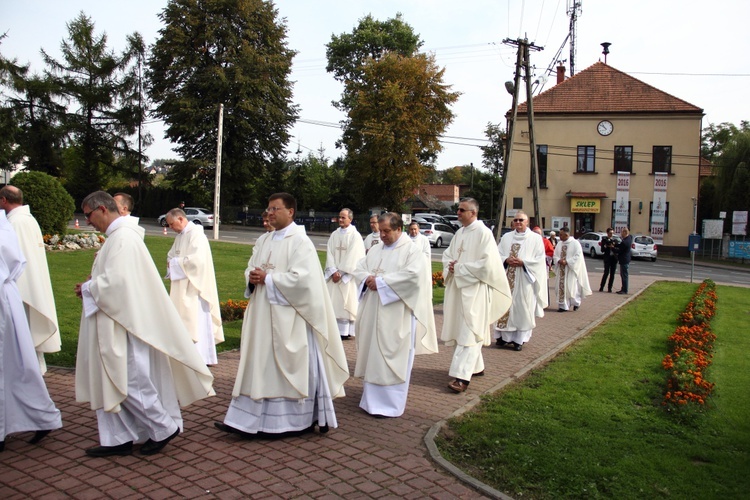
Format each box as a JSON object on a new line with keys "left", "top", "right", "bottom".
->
{"left": 597, "top": 120, "right": 614, "bottom": 136}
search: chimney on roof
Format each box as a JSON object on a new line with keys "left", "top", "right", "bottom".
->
{"left": 556, "top": 64, "right": 566, "bottom": 84}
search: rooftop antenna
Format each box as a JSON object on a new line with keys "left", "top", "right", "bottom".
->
{"left": 601, "top": 42, "right": 611, "bottom": 64}
{"left": 567, "top": 0, "right": 582, "bottom": 76}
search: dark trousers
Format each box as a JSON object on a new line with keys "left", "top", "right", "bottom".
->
{"left": 600, "top": 257, "right": 617, "bottom": 291}
{"left": 619, "top": 262, "right": 630, "bottom": 293}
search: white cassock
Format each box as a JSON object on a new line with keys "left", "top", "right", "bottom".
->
{"left": 225, "top": 223, "right": 349, "bottom": 434}
{"left": 324, "top": 225, "right": 366, "bottom": 337}
{"left": 6, "top": 205, "right": 60, "bottom": 374}
{"left": 353, "top": 233, "right": 438, "bottom": 417}
{"left": 553, "top": 236, "right": 592, "bottom": 310}
{"left": 441, "top": 220, "right": 511, "bottom": 381}
{"left": 76, "top": 217, "right": 215, "bottom": 446}
{"left": 495, "top": 228, "right": 549, "bottom": 345}
{"left": 409, "top": 233, "right": 437, "bottom": 345}
{"left": 363, "top": 231, "right": 380, "bottom": 253}
{"left": 0, "top": 210, "right": 62, "bottom": 442}
{"left": 167, "top": 222, "right": 224, "bottom": 365}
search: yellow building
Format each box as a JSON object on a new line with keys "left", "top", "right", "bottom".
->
{"left": 503, "top": 62, "right": 703, "bottom": 255}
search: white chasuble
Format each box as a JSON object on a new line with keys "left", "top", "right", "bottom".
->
{"left": 353, "top": 233, "right": 437, "bottom": 387}
{"left": 325, "top": 225, "right": 366, "bottom": 321}
{"left": 553, "top": 237, "right": 592, "bottom": 309}
{"left": 7, "top": 205, "right": 60, "bottom": 372}
{"left": 496, "top": 228, "right": 549, "bottom": 332}
{"left": 167, "top": 222, "right": 224, "bottom": 348}
{"left": 441, "top": 220, "right": 511, "bottom": 347}
{"left": 233, "top": 223, "right": 349, "bottom": 401}
{"left": 76, "top": 218, "right": 215, "bottom": 413}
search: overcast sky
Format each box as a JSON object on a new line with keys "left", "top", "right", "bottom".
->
{"left": 2, "top": 0, "right": 749, "bottom": 170}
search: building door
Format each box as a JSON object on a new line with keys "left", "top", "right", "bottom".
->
{"left": 574, "top": 214, "right": 595, "bottom": 238}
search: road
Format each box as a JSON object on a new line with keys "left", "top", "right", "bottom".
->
{"left": 78, "top": 218, "right": 750, "bottom": 287}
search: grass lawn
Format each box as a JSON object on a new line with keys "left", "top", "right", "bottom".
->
{"left": 436, "top": 282, "right": 750, "bottom": 499}
{"left": 46, "top": 235, "right": 447, "bottom": 367}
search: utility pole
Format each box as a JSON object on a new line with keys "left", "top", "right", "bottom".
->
{"left": 212, "top": 104, "right": 224, "bottom": 240}
{"left": 567, "top": 0, "right": 582, "bottom": 76}
{"left": 494, "top": 38, "right": 543, "bottom": 241}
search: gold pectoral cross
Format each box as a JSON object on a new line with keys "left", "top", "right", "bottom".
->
{"left": 371, "top": 259, "right": 385, "bottom": 277}
{"left": 336, "top": 241, "right": 347, "bottom": 261}
{"left": 456, "top": 241, "right": 465, "bottom": 261}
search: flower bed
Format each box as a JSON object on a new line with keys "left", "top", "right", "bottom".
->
{"left": 43, "top": 232, "right": 105, "bottom": 251}
{"left": 661, "top": 279, "right": 717, "bottom": 420}
{"left": 432, "top": 271, "right": 444, "bottom": 288}
{"left": 221, "top": 299, "right": 248, "bottom": 322}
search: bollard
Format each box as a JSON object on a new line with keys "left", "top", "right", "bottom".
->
{"left": 75, "top": 219, "right": 79, "bottom": 228}
{"left": 163, "top": 226, "right": 168, "bottom": 235}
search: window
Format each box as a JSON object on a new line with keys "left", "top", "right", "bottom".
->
{"left": 513, "top": 197, "right": 523, "bottom": 209}
{"left": 535, "top": 145, "right": 548, "bottom": 188}
{"left": 614, "top": 146, "right": 633, "bottom": 173}
{"left": 652, "top": 146, "right": 672, "bottom": 174}
{"left": 649, "top": 201, "right": 670, "bottom": 232}
{"left": 577, "top": 146, "right": 595, "bottom": 173}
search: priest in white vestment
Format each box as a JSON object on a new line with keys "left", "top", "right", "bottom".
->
{"left": 113, "top": 192, "right": 145, "bottom": 239}
{"left": 494, "top": 211, "right": 548, "bottom": 351}
{"left": 165, "top": 208, "right": 224, "bottom": 365}
{"left": 0, "top": 186, "right": 61, "bottom": 374}
{"left": 0, "top": 210, "right": 62, "bottom": 452}
{"left": 553, "top": 226, "right": 592, "bottom": 312}
{"left": 353, "top": 213, "right": 438, "bottom": 417}
{"left": 75, "top": 192, "right": 215, "bottom": 457}
{"left": 363, "top": 214, "right": 381, "bottom": 252}
{"left": 408, "top": 220, "right": 437, "bottom": 345}
{"left": 441, "top": 198, "right": 511, "bottom": 393}
{"left": 324, "top": 208, "right": 366, "bottom": 339}
{"left": 216, "top": 193, "right": 349, "bottom": 438}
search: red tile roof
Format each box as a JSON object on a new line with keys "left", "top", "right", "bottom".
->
{"left": 517, "top": 62, "right": 703, "bottom": 115}
{"left": 699, "top": 157, "right": 715, "bottom": 177}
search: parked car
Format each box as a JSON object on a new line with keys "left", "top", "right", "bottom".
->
{"left": 413, "top": 213, "right": 452, "bottom": 227}
{"left": 579, "top": 232, "right": 621, "bottom": 258}
{"left": 158, "top": 207, "right": 215, "bottom": 228}
{"left": 418, "top": 221, "right": 455, "bottom": 248}
{"left": 631, "top": 235, "right": 658, "bottom": 261}
{"left": 442, "top": 214, "right": 461, "bottom": 230}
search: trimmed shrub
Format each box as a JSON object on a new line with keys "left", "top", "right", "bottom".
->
{"left": 10, "top": 171, "right": 75, "bottom": 235}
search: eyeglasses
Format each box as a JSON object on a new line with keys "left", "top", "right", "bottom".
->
{"left": 513, "top": 218, "right": 527, "bottom": 223}
{"left": 457, "top": 208, "right": 474, "bottom": 213}
{"left": 266, "top": 206, "right": 287, "bottom": 213}
{"left": 83, "top": 208, "right": 98, "bottom": 220}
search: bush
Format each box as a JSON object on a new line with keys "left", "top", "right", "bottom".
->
{"left": 10, "top": 171, "right": 75, "bottom": 235}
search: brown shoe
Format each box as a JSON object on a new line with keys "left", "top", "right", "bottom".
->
{"left": 473, "top": 370, "right": 485, "bottom": 377}
{"left": 448, "top": 379, "right": 468, "bottom": 393}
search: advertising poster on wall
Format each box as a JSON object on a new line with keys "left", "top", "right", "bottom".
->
{"left": 614, "top": 172, "right": 630, "bottom": 233}
{"left": 732, "top": 211, "right": 748, "bottom": 236}
{"left": 650, "top": 172, "right": 668, "bottom": 245}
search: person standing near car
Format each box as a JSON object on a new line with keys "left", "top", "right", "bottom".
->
{"left": 165, "top": 208, "right": 224, "bottom": 365}
{"left": 599, "top": 228, "right": 618, "bottom": 293}
{"left": 442, "top": 198, "right": 511, "bottom": 393}
{"left": 615, "top": 227, "right": 633, "bottom": 294}
{"left": 325, "top": 208, "right": 366, "bottom": 340}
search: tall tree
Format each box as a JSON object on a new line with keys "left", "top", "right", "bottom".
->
{"left": 42, "top": 13, "right": 144, "bottom": 201}
{"left": 340, "top": 52, "right": 459, "bottom": 210}
{"left": 326, "top": 13, "right": 422, "bottom": 112}
{"left": 148, "top": 0, "right": 298, "bottom": 206}
{"left": 481, "top": 122, "right": 505, "bottom": 176}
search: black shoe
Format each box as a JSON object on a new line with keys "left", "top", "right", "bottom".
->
{"left": 495, "top": 338, "right": 508, "bottom": 347}
{"left": 85, "top": 442, "right": 133, "bottom": 457}
{"left": 513, "top": 342, "right": 523, "bottom": 351}
{"left": 573, "top": 306, "right": 579, "bottom": 311}
{"left": 616, "top": 290, "right": 627, "bottom": 295}
{"left": 29, "top": 430, "right": 52, "bottom": 444}
{"left": 598, "top": 288, "right": 604, "bottom": 292}
{"left": 557, "top": 308, "right": 566, "bottom": 312}
{"left": 140, "top": 428, "right": 180, "bottom": 456}
{"left": 340, "top": 335, "right": 351, "bottom": 340}
{"left": 473, "top": 370, "right": 485, "bottom": 377}
{"left": 608, "top": 289, "right": 612, "bottom": 293}
{"left": 214, "top": 421, "right": 255, "bottom": 440}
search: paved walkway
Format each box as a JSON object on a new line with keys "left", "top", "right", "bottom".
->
{"left": 1, "top": 273, "right": 656, "bottom": 499}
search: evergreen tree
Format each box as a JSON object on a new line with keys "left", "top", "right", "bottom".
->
{"left": 148, "top": 0, "right": 298, "bottom": 206}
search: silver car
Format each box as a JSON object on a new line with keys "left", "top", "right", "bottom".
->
{"left": 631, "top": 235, "right": 658, "bottom": 261}
{"left": 158, "top": 207, "right": 215, "bottom": 228}
{"left": 419, "top": 221, "right": 455, "bottom": 248}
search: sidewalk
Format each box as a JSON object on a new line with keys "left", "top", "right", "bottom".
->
{"left": 0, "top": 273, "right": 655, "bottom": 499}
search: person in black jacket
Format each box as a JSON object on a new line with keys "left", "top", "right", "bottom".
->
{"left": 599, "top": 228, "right": 618, "bottom": 292}
{"left": 615, "top": 227, "right": 633, "bottom": 294}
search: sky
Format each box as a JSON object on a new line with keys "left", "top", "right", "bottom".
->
{"left": 2, "top": 0, "right": 749, "bottom": 171}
